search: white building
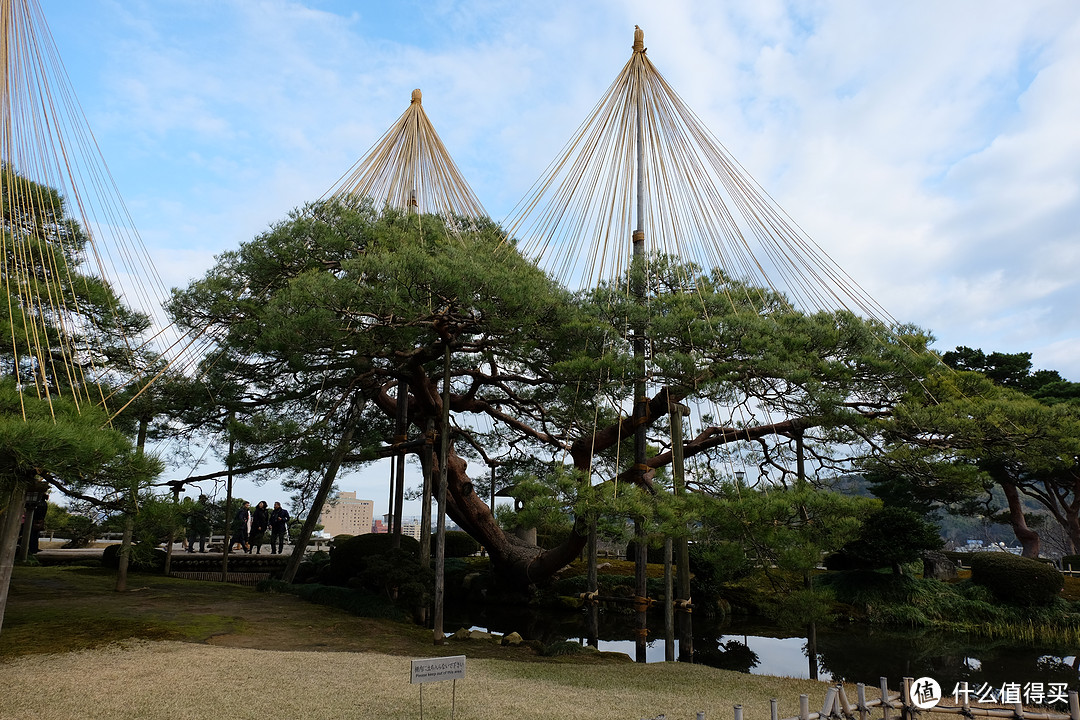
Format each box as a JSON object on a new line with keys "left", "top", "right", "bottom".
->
{"left": 319, "top": 492, "right": 374, "bottom": 537}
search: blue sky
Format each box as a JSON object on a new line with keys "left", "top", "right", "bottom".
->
{"left": 35, "top": 0, "right": 1080, "bottom": 512}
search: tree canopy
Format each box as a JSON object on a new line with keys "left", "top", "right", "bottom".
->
{"left": 168, "top": 198, "right": 937, "bottom": 587}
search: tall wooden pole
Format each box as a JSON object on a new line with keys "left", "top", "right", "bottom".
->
{"left": 392, "top": 378, "right": 409, "bottom": 547}
{"left": 0, "top": 480, "right": 29, "bottom": 635}
{"left": 419, "top": 417, "right": 434, "bottom": 569}
{"left": 631, "top": 25, "right": 649, "bottom": 665}
{"left": 663, "top": 536, "right": 674, "bottom": 661}
{"left": 433, "top": 344, "right": 451, "bottom": 644}
{"left": 221, "top": 418, "right": 235, "bottom": 582}
{"left": 116, "top": 416, "right": 149, "bottom": 592}
{"left": 671, "top": 402, "right": 693, "bottom": 661}
{"left": 586, "top": 520, "right": 599, "bottom": 648}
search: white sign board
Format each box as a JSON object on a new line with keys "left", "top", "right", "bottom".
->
{"left": 410, "top": 655, "right": 466, "bottom": 684}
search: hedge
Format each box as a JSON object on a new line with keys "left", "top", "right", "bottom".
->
{"left": 967, "top": 552, "right": 1063, "bottom": 606}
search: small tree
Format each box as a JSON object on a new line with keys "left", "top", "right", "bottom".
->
{"left": 831, "top": 506, "right": 943, "bottom": 575}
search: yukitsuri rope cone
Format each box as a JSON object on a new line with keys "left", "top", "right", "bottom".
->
{"left": 0, "top": 0, "right": 199, "bottom": 418}
{"left": 327, "top": 88, "right": 487, "bottom": 220}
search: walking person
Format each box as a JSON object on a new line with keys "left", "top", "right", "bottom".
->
{"left": 230, "top": 501, "right": 252, "bottom": 553}
{"left": 269, "top": 502, "right": 290, "bottom": 555}
{"left": 186, "top": 495, "right": 211, "bottom": 553}
{"left": 249, "top": 501, "right": 269, "bottom": 554}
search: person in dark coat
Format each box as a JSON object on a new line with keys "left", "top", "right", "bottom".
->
{"left": 186, "top": 495, "right": 211, "bottom": 553}
{"left": 268, "top": 501, "right": 290, "bottom": 555}
{"left": 230, "top": 501, "right": 252, "bottom": 553}
{"left": 249, "top": 501, "right": 270, "bottom": 554}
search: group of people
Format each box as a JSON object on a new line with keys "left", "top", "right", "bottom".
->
{"left": 184, "top": 495, "right": 291, "bottom": 555}
{"left": 229, "top": 500, "right": 291, "bottom": 555}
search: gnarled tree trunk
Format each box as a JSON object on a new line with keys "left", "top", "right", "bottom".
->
{"left": 1002, "top": 481, "right": 1040, "bottom": 558}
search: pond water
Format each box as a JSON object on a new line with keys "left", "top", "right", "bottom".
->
{"left": 451, "top": 606, "right": 1080, "bottom": 698}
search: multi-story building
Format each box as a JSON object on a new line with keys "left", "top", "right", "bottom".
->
{"left": 318, "top": 492, "right": 374, "bottom": 537}
{"left": 377, "top": 514, "right": 423, "bottom": 541}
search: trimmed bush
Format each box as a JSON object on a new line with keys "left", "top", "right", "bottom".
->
{"left": 328, "top": 532, "right": 420, "bottom": 584}
{"left": 292, "top": 549, "right": 330, "bottom": 584}
{"left": 101, "top": 543, "right": 165, "bottom": 572}
{"left": 324, "top": 532, "right": 429, "bottom": 614}
{"left": 968, "top": 552, "right": 1063, "bottom": 606}
{"left": 443, "top": 530, "right": 480, "bottom": 558}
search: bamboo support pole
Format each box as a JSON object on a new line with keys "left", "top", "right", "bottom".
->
{"left": 822, "top": 687, "right": 838, "bottom": 719}
{"left": 774, "top": 685, "right": 1080, "bottom": 720}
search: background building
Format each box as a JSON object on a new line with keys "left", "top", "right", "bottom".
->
{"left": 318, "top": 492, "right": 374, "bottom": 536}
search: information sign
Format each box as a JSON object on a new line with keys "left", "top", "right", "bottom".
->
{"left": 410, "top": 655, "right": 466, "bottom": 684}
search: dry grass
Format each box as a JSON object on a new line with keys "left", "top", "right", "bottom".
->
{"left": 0, "top": 640, "right": 827, "bottom": 720}
{"left": 0, "top": 565, "right": 834, "bottom": 720}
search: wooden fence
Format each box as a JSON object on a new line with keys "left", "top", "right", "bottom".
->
{"left": 771, "top": 678, "right": 1080, "bottom": 720}
{"left": 658, "top": 677, "right": 1080, "bottom": 720}
{"left": 169, "top": 571, "right": 270, "bottom": 586}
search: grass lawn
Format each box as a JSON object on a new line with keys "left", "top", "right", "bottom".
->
{"left": 0, "top": 565, "right": 830, "bottom": 720}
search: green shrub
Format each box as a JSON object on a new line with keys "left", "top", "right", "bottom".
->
{"left": 832, "top": 507, "right": 942, "bottom": 573}
{"left": 100, "top": 543, "right": 165, "bottom": 572}
{"left": 292, "top": 550, "right": 330, "bottom": 583}
{"left": 325, "top": 533, "right": 429, "bottom": 611}
{"left": 358, "top": 547, "right": 432, "bottom": 607}
{"left": 536, "top": 527, "right": 573, "bottom": 550}
{"left": 328, "top": 533, "right": 420, "bottom": 584}
{"left": 968, "top": 552, "right": 1064, "bottom": 606}
{"left": 443, "top": 530, "right": 480, "bottom": 558}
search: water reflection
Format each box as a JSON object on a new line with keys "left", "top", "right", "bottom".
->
{"left": 451, "top": 605, "right": 1079, "bottom": 696}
